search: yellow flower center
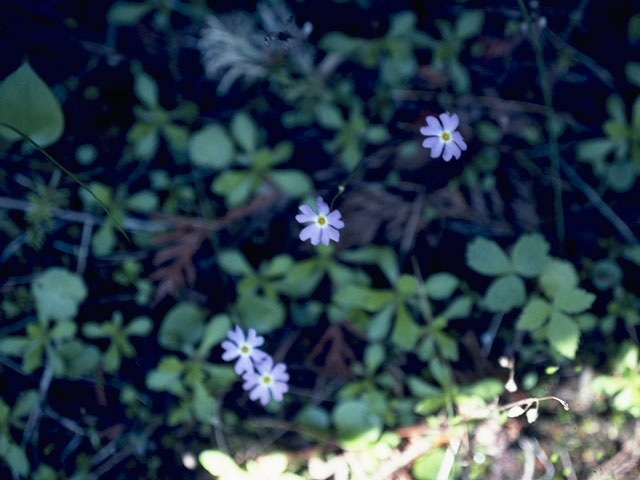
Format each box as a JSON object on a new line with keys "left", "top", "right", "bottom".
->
{"left": 263, "top": 375, "right": 272, "bottom": 385}
{"left": 440, "top": 131, "right": 451, "bottom": 142}
{"left": 317, "top": 216, "right": 327, "bottom": 226}
{"left": 240, "top": 345, "right": 250, "bottom": 354}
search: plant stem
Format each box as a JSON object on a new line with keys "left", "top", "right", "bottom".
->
{"left": 515, "top": 0, "right": 565, "bottom": 248}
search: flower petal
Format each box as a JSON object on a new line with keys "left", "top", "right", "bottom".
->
{"left": 327, "top": 226, "right": 340, "bottom": 243}
{"left": 429, "top": 140, "right": 445, "bottom": 158}
{"left": 235, "top": 355, "right": 253, "bottom": 375}
{"left": 422, "top": 137, "right": 439, "bottom": 150}
{"left": 295, "top": 204, "right": 316, "bottom": 223}
{"left": 242, "top": 374, "right": 260, "bottom": 391}
{"left": 420, "top": 125, "right": 441, "bottom": 136}
{"left": 439, "top": 112, "right": 459, "bottom": 131}
{"left": 256, "top": 356, "right": 274, "bottom": 374}
{"left": 300, "top": 224, "right": 319, "bottom": 243}
{"left": 227, "top": 325, "right": 243, "bottom": 344}
{"left": 320, "top": 228, "right": 331, "bottom": 246}
{"left": 452, "top": 131, "right": 467, "bottom": 151}
{"left": 449, "top": 141, "right": 462, "bottom": 160}
{"left": 309, "top": 226, "right": 321, "bottom": 245}
{"left": 316, "top": 196, "right": 329, "bottom": 215}
{"left": 425, "top": 115, "right": 442, "bottom": 131}
{"left": 271, "top": 382, "right": 288, "bottom": 401}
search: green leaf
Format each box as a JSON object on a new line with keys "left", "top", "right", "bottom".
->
{"left": 364, "top": 125, "right": 390, "bottom": 144}
{"left": 547, "top": 311, "right": 580, "bottom": 359}
{"left": 626, "top": 62, "right": 640, "bottom": 87}
{"left": 134, "top": 70, "right": 158, "bottom": 107}
{"left": 197, "top": 314, "right": 232, "bottom": 357}
{"left": 211, "top": 170, "right": 254, "bottom": 207}
{"left": 391, "top": 304, "right": 420, "bottom": 350}
{"left": 92, "top": 222, "right": 117, "bottom": 256}
{"left": 231, "top": 112, "right": 258, "bottom": 152}
{"left": 189, "top": 125, "right": 235, "bottom": 169}
{"left": 107, "top": 2, "right": 153, "bottom": 25}
{"left": 32, "top": 268, "right": 88, "bottom": 323}
{"left": 269, "top": 170, "right": 312, "bottom": 198}
{"left": 367, "top": 304, "right": 395, "bottom": 341}
{"left": 510, "top": 233, "right": 550, "bottom": 277}
{"left": 339, "top": 246, "right": 399, "bottom": 283}
{"left": 396, "top": 274, "right": 418, "bottom": 296}
{"left": 455, "top": 10, "right": 484, "bottom": 40}
{"left": 606, "top": 95, "right": 627, "bottom": 124}
{"left": 424, "top": 273, "right": 459, "bottom": 300}
{"left": 295, "top": 405, "right": 331, "bottom": 431}
{"left": 333, "top": 285, "right": 395, "bottom": 312}
{"left": 364, "top": 343, "right": 385, "bottom": 375}
{"left": 4, "top": 442, "right": 30, "bottom": 477}
{"left": 158, "top": 302, "right": 207, "bottom": 352}
{"left": 315, "top": 103, "right": 344, "bottom": 129}
{"left": 146, "top": 356, "right": 185, "bottom": 395}
{"left": 539, "top": 260, "right": 579, "bottom": 298}
{"left": 126, "top": 190, "right": 159, "bottom": 213}
{"left": 607, "top": 162, "right": 636, "bottom": 192}
{"left": 192, "top": 381, "right": 216, "bottom": 422}
{"left": 332, "top": 400, "right": 383, "bottom": 451}
{"left": 50, "top": 321, "right": 77, "bottom": 339}
{"left": 235, "top": 294, "right": 285, "bottom": 334}
{"left": 217, "top": 249, "right": 253, "bottom": 276}
{"left": 125, "top": 316, "right": 153, "bottom": 336}
{"left": 412, "top": 448, "right": 448, "bottom": 480}
{"left": 0, "top": 63, "right": 64, "bottom": 147}
{"left": 552, "top": 287, "right": 595, "bottom": 314}
{"left": 441, "top": 295, "right": 473, "bottom": 320}
{"left": 199, "top": 450, "right": 245, "bottom": 479}
{"left": 466, "top": 237, "right": 512, "bottom": 276}
{"left": 0, "top": 337, "right": 29, "bottom": 356}
{"left": 516, "top": 297, "right": 551, "bottom": 331}
{"left": 482, "top": 275, "right": 526, "bottom": 313}
{"left": 56, "top": 340, "right": 101, "bottom": 376}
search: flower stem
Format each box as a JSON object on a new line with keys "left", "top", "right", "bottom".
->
{"left": 515, "top": 0, "right": 565, "bottom": 249}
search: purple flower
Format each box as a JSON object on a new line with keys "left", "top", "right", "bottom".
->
{"left": 295, "top": 196, "right": 344, "bottom": 246}
{"left": 221, "top": 326, "right": 267, "bottom": 375}
{"left": 242, "top": 356, "right": 289, "bottom": 406}
{"left": 420, "top": 113, "right": 468, "bottom": 161}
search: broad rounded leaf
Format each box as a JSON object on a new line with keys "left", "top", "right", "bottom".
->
{"left": 332, "top": 400, "right": 383, "bottom": 451}
{"left": 107, "top": 2, "right": 153, "bottom": 25}
{"left": 511, "top": 233, "right": 550, "bottom": 277}
{"left": 315, "top": 103, "right": 344, "bottom": 129}
{"left": 32, "top": 268, "right": 88, "bottom": 322}
{"left": 482, "top": 275, "right": 526, "bottom": 313}
{"left": 197, "top": 314, "right": 232, "bottom": 357}
{"left": 424, "top": 273, "right": 459, "bottom": 300}
{"left": 134, "top": 71, "right": 158, "bottom": 107}
{"left": 540, "top": 260, "right": 578, "bottom": 298}
{"left": 547, "top": 311, "right": 580, "bottom": 359}
{"left": 189, "top": 125, "right": 235, "bottom": 169}
{"left": 412, "top": 448, "right": 447, "bottom": 480}
{"left": 230, "top": 111, "right": 258, "bottom": 152}
{"left": 199, "top": 450, "right": 245, "bottom": 478}
{"left": 552, "top": 287, "right": 595, "bottom": 314}
{"left": 0, "top": 63, "right": 64, "bottom": 147}
{"left": 269, "top": 170, "right": 313, "bottom": 198}
{"left": 125, "top": 316, "right": 153, "bottom": 336}
{"left": 466, "top": 237, "right": 512, "bottom": 276}
{"left": 158, "top": 302, "right": 207, "bottom": 352}
{"left": 516, "top": 297, "right": 551, "bottom": 331}
{"left": 235, "top": 294, "right": 285, "bottom": 334}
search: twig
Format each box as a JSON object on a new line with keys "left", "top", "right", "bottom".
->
{"left": 437, "top": 437, "right": 460, "bottom": 480}
{"left": 76, "top": 218, "right": 94, "bottom": 274}
{"left": 516, "top": 0, "right": 565, "bottom": 248}
{"left": 559, "top": 160, "right": 638, "bottom": 244}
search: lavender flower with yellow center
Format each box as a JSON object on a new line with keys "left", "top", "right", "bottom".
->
{"left": 295, "top": 196, "right": 344, "bottom": 246}
{"left": 242, "top": 356, "right": 289, "bottom": 406}
{"left": 221, "top": 326, "right": 267, "bottom": 375}
{"left": 420, "top": 113, "right": 468, "bottom": 161}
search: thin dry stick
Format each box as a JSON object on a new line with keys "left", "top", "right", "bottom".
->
{"left": 559, "top": 160, "right": 638, "bottom": 244}
{"left": 516, "top": 0, "right": 565, "bottom": 248}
